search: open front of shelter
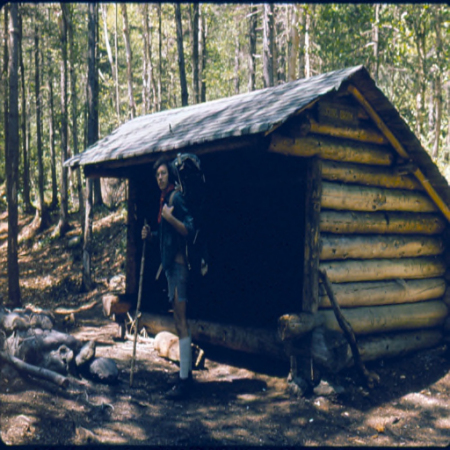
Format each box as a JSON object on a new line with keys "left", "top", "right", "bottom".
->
{"left": 65, "top": 65, "right": 450, "bottom": 381}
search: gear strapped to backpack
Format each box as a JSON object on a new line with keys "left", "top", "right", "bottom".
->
{"left": 171, "top": 153, "right": 209, "bottom": 277}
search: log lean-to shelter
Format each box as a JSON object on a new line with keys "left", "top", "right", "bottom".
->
{"left": 65, "top": 65, "right": 450, "bottom": 380}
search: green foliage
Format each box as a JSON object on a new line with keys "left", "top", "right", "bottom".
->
{"left": 2, "top": 2, "right": 450, "bottom": 214}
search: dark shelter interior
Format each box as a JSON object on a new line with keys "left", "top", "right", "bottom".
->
{"left": 134, "top": 149, "right": 308, "bottom": 328}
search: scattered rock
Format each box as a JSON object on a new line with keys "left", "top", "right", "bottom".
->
{"left": 88, "top": 357, "right": 119, "bottom": 384}
{"left": 313, "top": 379, "right": 345, "bottom": 396}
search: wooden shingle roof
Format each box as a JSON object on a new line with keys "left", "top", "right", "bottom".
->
{"left": 65, "top": 65, "right": 364, "bottom": 168}
{"left": 65, "top": 65, "right": 450, "bottom": 220}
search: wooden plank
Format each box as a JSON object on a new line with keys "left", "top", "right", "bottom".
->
{"left": 318, "top": 278, "right": 446, "bottom": 308}
{"left": 319, "top": 300, "right": 448, "bottom": 335}
{"left": 319, "top": 257, "right": 446, "bottom": 284}
{"left": 269, "top": 133, "right": 394, "bottom": 166}
{"left": 320, "top": 235, "right": 444, "bottom": 260}
{"left": 321, "top": 181, "right": 436, "bottom": 213}
{"left": 302, "top": 157, "right": 322, "bottom": 314}
{"left": 320, "top": 210, "right": 446, "bottom": 235}
{"left": 347, "top": 84, "right": 450, "bottom": 223}
{"left": 321, "top": 160, "right": 422, "bottom": 190}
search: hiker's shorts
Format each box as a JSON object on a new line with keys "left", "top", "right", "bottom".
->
{"left": 166, "top": 262, "right": 189, "bottom": 303}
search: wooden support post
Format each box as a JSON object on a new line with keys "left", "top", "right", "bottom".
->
{"left": 302, "top": 156, "right": 322, "bottom": 314}
{"left": 126, "top": 178, "right": 138, "bottom": 295}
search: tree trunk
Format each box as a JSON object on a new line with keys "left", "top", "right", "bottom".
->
{"left": 121, "top": 3, "right": 136, "bottom": 119}
{"left": 18, "top": 9, "right": 32, "bottom": 214}
{"left": 114, "top": 4, "right": 120, "bottom": 120}
{"left": 234, "top": 34, "right": 239, "bottom": 95}
{"left": 56, "top": 3, "right": 69, "bottom": 237}
{"left": 298, "top": 6, "right": 306, "bottom": 78}
{"left": 33, "top": 24, "right": 49, "bottom": 232}
{"left": 320, "top": 210, "right": 445, "bottom": 235}
{"left": 101, "top": 3, "right": 119, "bottom": 119}
{"left": 191, "top": 3, "right": 199, "bottom": 104}
{"left": 47, "top": 52, "right": 58, "bottom": 210}
{"left": 174, "top": 3, "right": 188, "bottom": 106}
{"left": 67, "top": 5, "right": 84, "bottom": 220}
{"left": 263, "top": 3, "right": 274, "bottom": 88}
{"left": 287, "top": 4, "right": 299, "bottom": 81}
{"left": 304, "top": 6, "right": 311, "bottom": 78}
{"left": 372, "top": 4, "right": 380, "bottom": 83}
{"left": 82, "top": 2, "right": 99, "bottom": 291}
{"left": 432, "top": 7, "right": 443, "bottom": 160}
{"left": 141, "top": 3, "right": 149, "bottom": 114}
{"left": 247, "top": 4, "right": 257, "bottom": 92}
{"left": 6, "top": 3, "right": 21, "bottom": 307}
{"left": 200, "top": 6, "right": 208, "bottom": 103}
{"left": 157, "top": 3, "right": 162, "bottom": 111}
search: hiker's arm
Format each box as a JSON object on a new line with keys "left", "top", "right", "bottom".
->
{"left": 162, "top": 204, "right": 188, "bottom": 236}
{"left": 162, "top": 194, "right": 194, "bottom": 238}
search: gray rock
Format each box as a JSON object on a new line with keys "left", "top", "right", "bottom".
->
{"left": 88, "top": 357, "right": 119, "bottom": 384}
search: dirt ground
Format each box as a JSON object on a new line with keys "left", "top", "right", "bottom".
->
{"left": 1, "top": 206, "right": 450, "bottom": 446}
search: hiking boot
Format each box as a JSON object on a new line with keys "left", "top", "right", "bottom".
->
{"left": 165, "top": 377, "right": 192, "bottom": 400}
{"left": 167, "top": 370, "right": 193, "bottom": 384}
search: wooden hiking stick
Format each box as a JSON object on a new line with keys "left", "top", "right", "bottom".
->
{"left": 130, "top": 220, "right": 148, "bottom": 387}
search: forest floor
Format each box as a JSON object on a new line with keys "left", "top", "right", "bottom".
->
{"left": 0, "top": 205, "right": 450, "bottom": 446}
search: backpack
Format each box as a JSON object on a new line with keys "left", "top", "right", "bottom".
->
{"left": 171, "top": 153, "right": 209, "bottom": 277}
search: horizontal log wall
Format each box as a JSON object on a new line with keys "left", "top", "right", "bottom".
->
{"left": 320, "top": 235, "right": 444, "bottom": 260}
{"left": 321, "top": 181, "right": 436, "bottom": 213}
{"left": 320, "top": 257, "right": 445, "bottom": 284}
{"left": 352, "top": 329, "right": 443, "bottom": 363}
{"left": 320, "top": 211, "right": 446, "bottom": 235}
{"left": 321, "top": 160, "right": 422, "bottom": 190}
{"left": 271, "top": 119, "right": 448, "bottom": 359}
{"left": 318, "top": 278, "right": 446, "bottom": 308}
{"left": 318, "top": 300, "right": 448, "bottom": 335}
{"left": 269, "top": 134, "right": 394, "bottom": 166}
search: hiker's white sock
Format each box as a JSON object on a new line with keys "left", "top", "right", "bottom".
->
{"left": 179, "top": 336, "right": 192, "bottom": 380}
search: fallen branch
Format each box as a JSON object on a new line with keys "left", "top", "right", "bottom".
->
{"left": 318, "top": 269, "right": 380, "bottom": 389}
{"left": 0, "top": 350, "right": 69, "bottom": 388}
{"left": 53, "top": 300, "right": 99, "bottom": 315}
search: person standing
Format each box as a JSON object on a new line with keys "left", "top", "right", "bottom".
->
{"left": 142, "top": 157, "right": 195, "bottom": 399}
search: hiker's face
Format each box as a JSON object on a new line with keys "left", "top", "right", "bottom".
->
{"left": 156, "top": 164, "right": 169, "bottom": 190}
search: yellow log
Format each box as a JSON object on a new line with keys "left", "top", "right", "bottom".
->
{"left": 320, "top": 211, "right": 445, "bottom": 235}
{"left": 319, "top": 278, "right": 446, "bottom": 308}
{"left": 322, "top": 160, "right": 422, "bottom": 190}
{"left": 319, "top": 300, "right": 448, "bottom": 335}
{"left": 321, "top": 181, "right": 436, "bottom": 212}
{"left": 269, "top": 133, "right": 393, "bottom": 166}
{"left": 320, "top": 234, "right": 444, "bottom": 260}
{"left": 320, "top": 257, "right": 445, "bottom": 283}
{"left": 309, "top": 120, "right": 387, "bottom": 145}
{"left": 139, "top": 312, "right": 286, "bottom": 360}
